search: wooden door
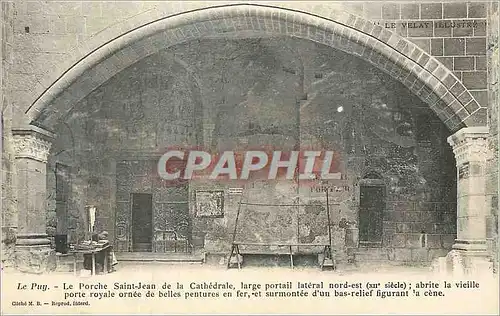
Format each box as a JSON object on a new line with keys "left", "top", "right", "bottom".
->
{"left": 153, "top": 185, "right": 191, "bottom": 253}
{"left": 131, "top": 193, "right": 153, "bottom": 252}
{"left": 359, "top": 185, "right": 384, "bottom": 244}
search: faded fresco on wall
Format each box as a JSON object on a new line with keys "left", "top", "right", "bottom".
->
{"left": 195, "top": 191, "right": 225, "bottom": 218}
{"left": 42, "top": 36, "right": 457, "bottom": 265}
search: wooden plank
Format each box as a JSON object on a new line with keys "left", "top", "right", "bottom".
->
{"left": 226, "top": 245, "right": 235, "bottom": 269}
{"left": 236, "top": 245, "right": 241, "bottom": 270}
{"left": 233, "top": 242, "right": 329, "bottom": 247}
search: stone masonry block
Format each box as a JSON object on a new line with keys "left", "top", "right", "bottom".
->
{"left": 391, "top": 234, "right": 406, "bottom": 248}
{"left": 428, "top": 249, "right": 449, "bottom": 261}
{"left": 473, "top": 21, "right": 487, "bottom": 36}
{"left": 465, "top": 100, "right": 480, "bottom": 114}
{"left": 466, "top": 38, "right": 486, "bottom": 55}
{"left": 411, "top": 248, "right": 430, "bottom": 262}
{"left": 401, "top": 3, "right": 419, "bottom": 19}
{"left": 468, "top": 2, "right": 487, "bottom": 18}
{"left": 441, "top": 234, "right": 456, "bottom": 248}
{"left": 420, "top": 211, "right": 433, "bottom": 223}
{"left": 453, "top": 56, "right": 474, "bottom": 70}
{"left": 427, "top": 234, "right": 443, "bottom": 248}
{"left": 406, "top": 233, "right": 423, "bottom": 248}
{"left": 394, "top": 248, "right": 412, "bottom": 261}
{"left": 13, "top": 15, "right": 50, "bottom": 34}
{"left": 382, "top": 3, "right": 400, "bottom": 20}
{"left": 431, "top": 38, "right": 443, "bottom": 56}
{"left": 48, "top": 16, "right": 67, "bottom": 35}
{"left": 443, "top": 3, "right": 467, "bottom": 18}
{"left": 396, "top": 223, "right": 411, "bottom": 233}
{"left": 409, "top": 38, "right": 430, "bottom": 54}
{"left": 444, "top": 38, "right": 465, "bottom": 56}
{"left": 408, "top": 21, "right": 434, "bottom": 37}
{"left": 82, "top": 2, "right": 102, "bottom": 17}
{"left": 14, "top": 33, "right": 77, "bottom": 53}
{"left": 382, "top": 231, "right": 395, "bottom": 247}
{"left": 394, "top": 201, "right": 414, "bottom": 212}
{"left": 434, "top": 21, "right": 452, "bottom": 37}
{"left": 392, "top": 211, "right": 405, "bottom": 222}
{"left": 405, "top": 211, "right": 421, "bottom": 222}
{"left": 65, "top": 16, "right": 86, "bottom": 34}
{"left": 40, "top": 1, "right": 83, "bottom": 16}
{"left": 442, "top": 73, "right": 458, "bottom": 89}
{"left": 452, "top": 20, "right": 475, "bottom": 37}
{"left": 412, "top": 223, "right": 426, "bottom": 233}
{"left": 451, "top": 81, "right": 466, "bottom": 97}
{"left": 458, "top": 90, "right": 473, "bottom": 105}
{"left": 425, "top": 59, "right": 439, "bottom": 75}
{"left": 471, "top": 90, "right": 488, "bottom": 107}
{"left": 363, "top": 3, "right": 382, "bottom": 19}
{"left": 462, "top": 71, "right": 487, "bottom": 89}
{"left": 436, "top": 57, "right": 453, "bottom": 70}
{"left": 475, "top": 56, "right": 486, "bottom": 70}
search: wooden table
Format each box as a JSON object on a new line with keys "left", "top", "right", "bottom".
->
{"left": 70, "top": 245, "right": 112, "bottom": 276}
{"left": 227, "top": 242, "right": 334, "bottom": 269}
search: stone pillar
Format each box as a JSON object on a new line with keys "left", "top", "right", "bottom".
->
{"left": 446, "top": 126, "right": 493, "bottom": 274}
{"left": 12, "top": 125, "right": 56, "bottom": 273}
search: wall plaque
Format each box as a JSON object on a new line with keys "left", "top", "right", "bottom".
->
{"left": 459, "top": 162, "right": 470, "bottom": 180}
{"left": 195, "top": 190, "right": 225, "bottom": 218}
{"left": 227, "top": 187, "right": 243, "bottom": 195}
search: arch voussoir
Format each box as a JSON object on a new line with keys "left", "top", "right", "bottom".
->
{"left": 26, "top": 4, "right": 483, "bottom": 132}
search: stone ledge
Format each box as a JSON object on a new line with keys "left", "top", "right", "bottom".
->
{"left": 15, "top": 244, "right": 56, "bottom": 274}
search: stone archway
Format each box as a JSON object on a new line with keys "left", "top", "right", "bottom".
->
{"left": 13, "top": 3, "right": 492, "bottom": 274}
{"left": 25, "top": 4, "right": 482, "bottom": 132}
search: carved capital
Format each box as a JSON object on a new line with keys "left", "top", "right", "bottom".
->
{"left": 11, "top": 125, "right": 55, "bottom": 163}
{"left": 447, "top": 127, "right": 491, "bottom": 166}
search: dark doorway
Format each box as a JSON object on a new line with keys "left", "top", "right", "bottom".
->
{"left": 359, "top": 185, "right": 385, "bottom": 245}
{"left": 131, "top": 193, "right": 153, "bottom": 252}
{"left": 55, "top": 163, "right": 70, "bottom": 235}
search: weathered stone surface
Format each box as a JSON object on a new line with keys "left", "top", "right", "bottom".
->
{"left": 0, "top": 1, "right": 497, "bottom": 273}
{"left": 47, "top": 38, "right": 458, "bottom": 263}
{"left": 15, "top": 245, "right": 56, "bottom": 274}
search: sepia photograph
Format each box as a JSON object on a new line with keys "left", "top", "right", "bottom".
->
{"left": 0, "top": 0, "right": 499, "bottom": 315}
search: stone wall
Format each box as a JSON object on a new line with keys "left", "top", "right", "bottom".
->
{"left": 1, "top": 1, "right": 17, "bottom": 268}
{"left": 0, "top": 1, "right": 497, "bottom": 270}
{"left": 5, "top": 1, "right": 491, "bottom": 128}
{"left": 486, "top": 1, "right": 499, "bottom": 272}
{"left": 48, "top": 37, "right": 457, "bottom": 265}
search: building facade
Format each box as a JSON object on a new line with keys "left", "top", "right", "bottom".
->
{"left": 1, "top": 1, "right": 499, "bottom": 274}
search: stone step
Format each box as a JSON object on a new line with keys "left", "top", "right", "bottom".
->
{"left": 119, "top": 257, "right": 203, "bottom": 263}
{"left": 56, "top": 252, "right": 204, "bottom": 270}
{"left": 55, "top": 253, "right": 75, "bottom": 272}
{"left": 352, "top": 248, "right": 390, "bottom": 261}
{"left": 115, "top": 251, "right": 204, "bottom": 263}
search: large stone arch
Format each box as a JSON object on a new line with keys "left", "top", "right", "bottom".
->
{"left": 24, "top": 3, "right": 483, "bottom": 132}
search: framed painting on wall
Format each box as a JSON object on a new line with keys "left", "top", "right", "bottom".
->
{"left": 195, "top": 190, "right": 224, "bottom": 218}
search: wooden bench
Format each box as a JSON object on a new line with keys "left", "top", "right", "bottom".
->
{"left": 227, "top": 242, "right": 335, "bottom": 270}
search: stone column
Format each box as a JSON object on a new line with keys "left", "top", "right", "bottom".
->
{"left": 446, "top": 126, "right": 493, "bottom": 274}
{"left": 12, "top": 125, "right": 56, "bottom": 273}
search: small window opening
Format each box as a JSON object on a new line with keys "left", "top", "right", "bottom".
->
{"left": 420, "top": 231, "right": 428, "bottom": 248}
